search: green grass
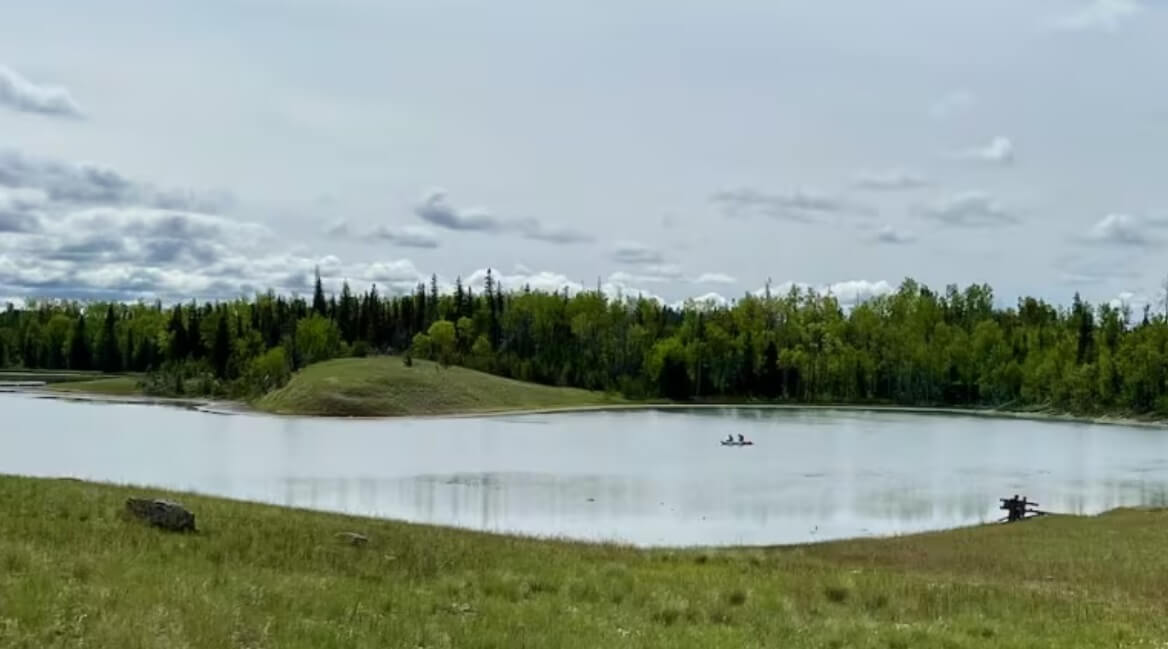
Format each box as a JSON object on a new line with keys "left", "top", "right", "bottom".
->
{"left": 254, "top": 356, "right": 626, "bottom": 417}
{"left": 44, "top": 376, "right": 142, "bottom": 396}
{"left": 2, "top": 475, "right": 1167, "bottom": 648}
{"left": 0, "top": 370, "right": 107, "bottom": 384}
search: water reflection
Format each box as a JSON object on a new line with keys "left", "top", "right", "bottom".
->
{"left": 3, "top": 393, "right": 1168, "bottom": 546}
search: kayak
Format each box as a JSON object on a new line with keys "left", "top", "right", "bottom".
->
{"left": 720, "top": 440, "right": 754, "bottom": 446}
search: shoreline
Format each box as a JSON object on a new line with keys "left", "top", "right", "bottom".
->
{"left": 0, "top": 472, "right": 1084, "bottom": 550}
{"left": 6, "top": 385, "right": 1167, "bottom": 429}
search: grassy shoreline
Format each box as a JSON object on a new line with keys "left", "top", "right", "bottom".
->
{"left": 6, "top": 357, "right": 1168, "bottom": 428}
{"left": 2, "top": 475, "right": 1167, "bottom": 647}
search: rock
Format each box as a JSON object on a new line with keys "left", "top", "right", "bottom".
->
{"left": 336, "top": 532, "right": 369, "bottom": 546}
{"left": 125, "top": 498, "right": 196, "bottom": 532}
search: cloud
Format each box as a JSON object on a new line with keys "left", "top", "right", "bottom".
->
{"left": 921, "top": 192, "right": 1020, "bottom": 227}
{"left": 753, "top": 279, "right": 894, "bottom": 307}
{"left": 414, "top": 189, "right": 503, "bottom": 231}
{"left": 611, "top": 241, "right": 665, "bottom": 265}
{"left": 324, "top": 218, "right": 349, "bottom": 237}
{"left": 0, "top": 149, "right": 233, "bottom": 212}
{"left": 413, "top": 188, "right": 591, "bottom": 243}
{"left": 873, "top": 225, "right": 916, "bottom": 244}
{"left": 370, "top": 224, "right": 441, "bottom": 248}
{"left": 672, "top": 292, "right": 731, "bottom": 310}
{"left": 325, "top": 217, "right": 442, "bottom": 248}
{"left": 1080, "top": 213, "right": 1160, "bottom": 246}
{"left": 711, "top": 187, "right": 872, "bottom": 222}
{"left": 955, "top": 136, "right": 1015, "bottom": 165}
{"left": 929, "top": 90, "right": 974, "bottom": 120}
{"left": 694, "top": 272, "right": 737, "bottom": 285}
{"left": 1053, "top": 0, "right": 1143, "bottom": 32}
{"left": 0, "top": 187, "right": 47, "bottom": 233}
{"left": 854, "top": 169, "right": 930, "bottom": 191}
{"left": 0, "top": 65, "right": 84, "bottom": 118}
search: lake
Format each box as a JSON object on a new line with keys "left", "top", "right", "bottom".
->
{"left": 3, "top": 391, "right": 1167, "bottom": 547}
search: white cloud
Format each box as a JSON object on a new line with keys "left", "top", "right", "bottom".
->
{"left": 874, "top": 225, "right": 916, "bottom": 244}
{"left": 854, "top": 169, "right": 930, "bottom": 191}
{"left": 929, "top": 90, "right": 974, "bottom": 120}
{"left": 694, "top": 272, "right": 737, "bottom": 284}
{"left": 1082, "top": 213, "right": 1159, "bottom": 246}
{"left": 0, "top": 65, "right": 84, "bottom": 118}
{"left": 921, "top": 192, "right": 1019, "bottom": 227}
{"left": 672, "top": 292, "right": 731, "bottom": 310}
{"left": 956, "top": 136, "right": 1015, "bottom": 165}
{"left": 1053, "top": 0, "right": 1143, "bottom": 32}
{"left": 611, "top": 240, "right": 665, "bottom": 265}
{"left": 753, "top": 279, "right": 894, "bottom": 307}
{"left": 711, "top": 187, "right": 872, "bottom": 222}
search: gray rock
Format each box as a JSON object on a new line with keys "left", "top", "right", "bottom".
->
{"left": 125, "top": 497, "right": 196, "bottom": 532}
{"left": 336, "top": 531, "right": 369, "bottom": 546}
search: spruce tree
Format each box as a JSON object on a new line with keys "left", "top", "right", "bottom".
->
{"left": 312, "top": 266, "right": 327, "bottom": 316}
{"left": 167, "top": 304, "right": 187, "bottom": 361}
{"left": 212, "top": 311, "right": 231, "bottom": 379}
{"left": 98, "top": 305, "right": 121, "bottom": 372}
{"left": 68, "top": 315, "right": 92, "bottom": 370}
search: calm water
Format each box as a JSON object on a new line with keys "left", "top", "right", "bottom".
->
{"left": 3, "top": 392, "right": 1168, "bottom": 547}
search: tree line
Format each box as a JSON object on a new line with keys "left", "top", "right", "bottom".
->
{"left": 1, "top": 270, "right": 1166, "bottom": 415}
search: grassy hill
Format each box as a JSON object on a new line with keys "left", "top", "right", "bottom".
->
{"left": 254, "top": 356, "right": 626, "bottom": 417}
{"left": 2, "top": 475, "right": 1166, "bottom": 648}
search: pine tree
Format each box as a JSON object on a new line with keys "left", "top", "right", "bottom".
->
{"left": 98, "top": 305, "right": 121, "bottom": 372}
{"left": 68, "top": 314, "right": 92, "bottom": 370}
{"left": 212, "top": 311, "right": 231, "bottom": 379}
{"left": 454, "top": 276, "right": 465, "bottom": 320}
{"left": 312, "top": 266, "right": 327, "bottom": 316}
{"left": 338, "top": 281, "right": 356, "bottom": 343}
{"left": 428, "top": 274, "right": 439, "bottom": 325}
{"left": 760, "top": 340, "right": 780, "bottom": 398}
{"left": 167, "top": 304, "right": 188, "bottom": 360}
{"left": 187, "top": 303, "right": 204, "bottom": 359}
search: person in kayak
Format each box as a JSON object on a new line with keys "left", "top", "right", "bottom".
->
{"left": 737, "top": 433, "right": 745, "bottom": 443}
{"left": 725, "top": 434, "right": 734, "bottom": 443}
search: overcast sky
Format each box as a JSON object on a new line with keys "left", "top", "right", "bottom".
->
{"left": 2, "top": 0, "right": 1166, "bottom": 310}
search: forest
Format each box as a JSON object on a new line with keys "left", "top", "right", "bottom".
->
{"left": 1, "top": 269, "right": 1165, "bottom": 416}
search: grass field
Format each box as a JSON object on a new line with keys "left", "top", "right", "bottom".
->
{"left": 254, "top": 356, "right": 626, "bottom": 417}
{"left": 2, "top": 475, "right": 1167, "bottom": 648}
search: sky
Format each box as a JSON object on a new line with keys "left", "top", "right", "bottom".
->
{"left": 1, "top": 0, "right": 1166, "bottom": 311}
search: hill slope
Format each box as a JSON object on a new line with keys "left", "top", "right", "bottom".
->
{"left": 254, "top": 356, "right": 625, "bottom": 417}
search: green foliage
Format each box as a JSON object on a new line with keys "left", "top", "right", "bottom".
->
{"left": 411, "top": 332, "right": 432, "bottom": 360}
{"left": 294, "top": 315, "right": 342, "bottom": 366}
{"left": 240, "top": 346, "right": 291, "bottom": 396}
{"left": 5, "top": 277, "right": 1168, "bottom": 417}
{"left": 427, "top": 319, "right": 457, "bottom": 367}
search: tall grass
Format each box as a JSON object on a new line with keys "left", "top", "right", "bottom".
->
{"left": 3, "top": 475, "right": 1168, "bottom": 647}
